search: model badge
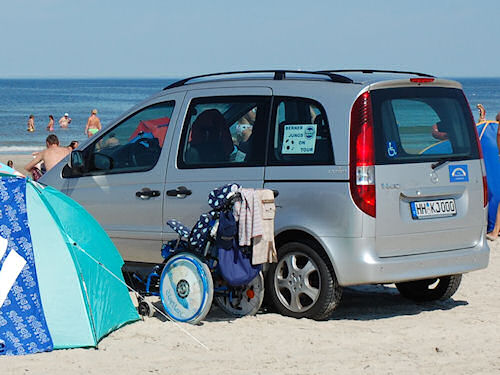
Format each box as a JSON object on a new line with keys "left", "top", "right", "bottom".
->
{"left": 381, "top": 183, "right": 400, "bottom": 190}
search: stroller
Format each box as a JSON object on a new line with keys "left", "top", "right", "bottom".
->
{"left": 133, "top": 183, "right": 265, "bottom": 324}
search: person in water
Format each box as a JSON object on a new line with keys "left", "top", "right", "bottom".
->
{"left": 46, "top": 115, "right": 55, "bottom": 131}
{"left": 59, "top": 113, "right": 72, "bottom": 128}
{"left": 27, "top": 114, "right": 35, "bottom": 132}
{"left": 85, "top": 108, "right": 102, "bottom": 137}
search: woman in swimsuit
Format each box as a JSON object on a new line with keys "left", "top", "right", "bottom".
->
{"left": 27, "top": 114, "right": 35, "bottom": 132}
{"left": 85, "top": 109, "right": 102, "bottom": 138}
{"left": 46, "top": 115, "right": 55, "bottom": 131}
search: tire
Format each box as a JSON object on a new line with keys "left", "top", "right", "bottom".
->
{"left": 265, "top": 241, "right": 342, "bottom": 320}
{"left": 214, "top": 272, "right": 265, "bottom": 317}
{"left": 396, "top": 274, "right": 462, "bottom": 302}
{"left": 159, "top": 252, "right": 213, "bottom": 324}
{"left": 138, "top": 300, "right": 155, "bottom": 318}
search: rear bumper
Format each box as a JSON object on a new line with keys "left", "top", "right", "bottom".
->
{"left": 320, "top": 234, "right": 490, "bottom": 286}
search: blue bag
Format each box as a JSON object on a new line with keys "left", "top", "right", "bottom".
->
{"left": 216, "top": 210, "right": 261, "bottom": 286}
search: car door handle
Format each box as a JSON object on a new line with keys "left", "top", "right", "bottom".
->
{"left": 135, "top": 188, "right": 161, "bottom": 199}
{"left": 166, "top": 186, "right": 192, "bottom": 197}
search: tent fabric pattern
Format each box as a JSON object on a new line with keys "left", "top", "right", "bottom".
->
{"left": 0, "top": 177, "right": 53, "bottom": 355}
{"left": 0, "top": 175, "right": 139, "bottom": 356}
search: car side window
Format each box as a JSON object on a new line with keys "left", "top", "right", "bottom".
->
{"left": 269, "top": 97, "right": 334, "bottom": 165}
{"left": 178, "top": 96, "right": 270, "bottom": 168}
{"left": 84, "top": 101, "right": 174, "bottom": 174}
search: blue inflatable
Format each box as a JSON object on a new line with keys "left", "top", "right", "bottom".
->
{"left": 477, "top": 121, "right": 500, "bottom": 232}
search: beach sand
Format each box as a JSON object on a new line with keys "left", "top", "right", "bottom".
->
{"left": 2, "top": 238, "right": 499, "bottom": 374}
{"left": 1, "top": 156, "right": 499, "bottom": 374}
{"left": 1, "top": 154, "right": 34, "bottom": 175}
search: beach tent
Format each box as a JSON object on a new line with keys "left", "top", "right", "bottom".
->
{"left": 129, "top": 117, "right": 170, "bottom": 147}
{"left": 422, "top": 122, "right": 500, "bottom": 232}
{"left": 0, "top": 168, "right": 139, "bottom": 356}
{"left": 476, "top": 121, "right": 500, "bottom": 232}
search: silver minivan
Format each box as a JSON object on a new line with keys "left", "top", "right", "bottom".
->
{"left": 41, "top": 70, "right": 490, "bottom": 320}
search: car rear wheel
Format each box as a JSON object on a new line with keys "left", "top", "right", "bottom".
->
{"left": 266, "top": 241, "right": 342, "bottom": 320}
{"left": 396, "top": 274, "right": 462, "bottom": 302}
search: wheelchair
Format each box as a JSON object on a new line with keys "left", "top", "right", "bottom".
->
{"left": 133, "top": 183, "right": 264, "bottom": 324}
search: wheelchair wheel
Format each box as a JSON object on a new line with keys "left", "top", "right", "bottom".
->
{"left": 214, "top": 272, "right": 264, "bottom": 317}
{"left": 160, "top": 252, "right": 213, "bottom": 324}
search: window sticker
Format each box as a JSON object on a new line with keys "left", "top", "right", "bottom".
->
{"left": 387, "top": 141, "right": 398, "bottom": 157}
{"left": 282, "top": 124, "right": 317, "bottom": 154}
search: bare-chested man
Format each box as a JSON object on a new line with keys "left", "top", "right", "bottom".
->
{"left": 85, "top": 109, "right": 102, "bottom": 138}
{"left": 24, "top": 134, "right": 70, "bottom": 177}
{"left": 59, "top": 113, "right": 72, "bottom": 128}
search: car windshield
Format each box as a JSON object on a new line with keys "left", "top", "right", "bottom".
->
{"left": 370, "top": 87, "right": 479, "bottom": 164}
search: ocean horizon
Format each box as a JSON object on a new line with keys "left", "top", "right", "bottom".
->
{"left": 1, "top": 76, "right": 499, "bottom": 154}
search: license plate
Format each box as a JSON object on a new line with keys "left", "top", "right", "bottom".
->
{"left": 410, "top": 199, "right": 456, "bottom": 220}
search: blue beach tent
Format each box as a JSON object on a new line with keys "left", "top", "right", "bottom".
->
{"left": 421, "top": 121, "right": 500, "bottom": 232}
{"left": 476, "top": 121, "right": 500, "bottom": 232}
{"left": 0, "top": 167, "right": 139, "bottom": 356}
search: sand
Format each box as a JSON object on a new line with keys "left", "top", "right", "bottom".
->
{"left": 2, "top": 153, "right": 499, "bottom": 374}
{"left": 1, "top": 154, "right": 34, "bottom": 176}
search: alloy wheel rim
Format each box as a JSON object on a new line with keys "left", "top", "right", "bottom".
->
{"left": 274, "top": 251, "right": 321, "bottom": 313}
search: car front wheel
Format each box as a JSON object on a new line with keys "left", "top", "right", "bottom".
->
{"left": 395, "top": 274, "right": 462, "bottom": 302}
{"left": 266, "top": 241, "right": 342, "bottom": 320}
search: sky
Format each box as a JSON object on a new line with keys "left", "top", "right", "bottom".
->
{"left": 0, "top": 0, "right": 499, "bottom": 78}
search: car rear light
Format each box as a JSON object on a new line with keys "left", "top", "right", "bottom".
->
{"left": 410, "top": 78, "right": 435, "bottom": 83}
{"left": 350, "top": 91, "right": 376, "bottom": 217}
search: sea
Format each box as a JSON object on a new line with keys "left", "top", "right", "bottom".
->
{"left": 0, "top": 77, "right": 499, "bottom": 154}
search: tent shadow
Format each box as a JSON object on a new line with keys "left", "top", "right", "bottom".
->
{"left": 328, "top": 284, "right": 468, "bottom": 321}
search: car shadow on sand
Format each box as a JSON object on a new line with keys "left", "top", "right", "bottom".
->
{"left": 144, "top": 284, "right": 468, "bottom": 323}
{"left": 328, "top": 284, "right": 468, "bottom": 321}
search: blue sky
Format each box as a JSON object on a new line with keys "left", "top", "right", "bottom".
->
{"left": 1, "top": 0, "right": 499, "bottom": 78}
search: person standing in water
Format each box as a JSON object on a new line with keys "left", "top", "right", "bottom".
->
{"left": 59, "top": 113, "right": 72, "bottom": 128}
{"left": 27, "top": 114, "right": 35, "bottom": 132}
{"left": 85, "top": 108, "right": 102, "bottom": 137}
{"left": 46, "top": 115, "right": 55, "bottom": 131}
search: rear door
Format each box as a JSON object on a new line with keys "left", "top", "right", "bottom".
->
{"left": 163, "top": 87, "right": 272, "bottom": 246}
{"left": 370, "top": 85, "right": 484, "bottom": 257}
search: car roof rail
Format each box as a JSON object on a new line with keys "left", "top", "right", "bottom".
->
{"left": 319, "top": 69, "right": 435, "bottom": 78}
{"left": 163, "top": 70, "right": 354, "bottom": 90}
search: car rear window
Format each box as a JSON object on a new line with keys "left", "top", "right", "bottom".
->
{"left": 370, "top": 87, "right": 479, "bottom": 164}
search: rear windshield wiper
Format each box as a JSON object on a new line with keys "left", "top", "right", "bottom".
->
{"left": 431, "top": 157, "right": 453, "bottom": 170}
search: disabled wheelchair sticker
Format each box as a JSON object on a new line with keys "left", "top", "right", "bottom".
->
{"left": 387, "top": 141, "right": 398, "bottom": 157}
